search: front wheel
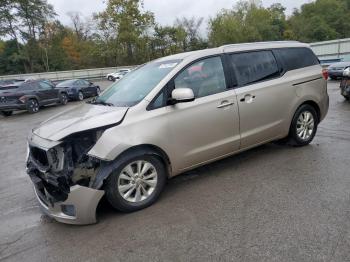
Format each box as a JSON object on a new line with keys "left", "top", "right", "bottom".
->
{"left": 107, "top": 76, "right": 113, "bottom": 81}
{"left": 105, "top": 155, "right": 166, "bottom": 212}
{"left": 27, "top": 99, "right": 40, "bottom": 114}
{"left": 287, "top": 104, "right": 318, "bottom": 146}
{"left": 343, "top": 95, "right": 349, "bottom": 101}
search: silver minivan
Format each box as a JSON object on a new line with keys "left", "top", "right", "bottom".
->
{"left": 26, "top": 41, "right": 329, "bottom": 224}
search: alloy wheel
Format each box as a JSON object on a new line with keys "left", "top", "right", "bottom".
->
{"left": 296, "top": 111, "right": 315, "bottom": 140}
{"left": 29, "top": 100, "right": 39, "bottom": 113}
{"left": 117, "top": 160, "right": 158, "bottom": 203}
{"left": 78, "top": 92, "right": 84, "bottom": 101}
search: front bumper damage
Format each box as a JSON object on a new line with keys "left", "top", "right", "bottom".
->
{"left": 26, "top": 131, "right": 106, "bottom": 225}
{"left": 33, "top": 184, "right": 104, "bottom": 225}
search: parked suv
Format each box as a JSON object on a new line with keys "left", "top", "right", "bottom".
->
{"left": 26, "top": 41, "right": 329, "bottom": 224}
{"left": 0, "top": 80, "right": 68, "bottom": 116}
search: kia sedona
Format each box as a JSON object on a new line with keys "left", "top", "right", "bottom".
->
{"left": 26, "top": 41, "right": 329, "bottom": 225}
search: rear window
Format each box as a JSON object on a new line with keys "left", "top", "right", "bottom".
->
{"left": 273, "top": 48, "right": 319, "bottom": 72}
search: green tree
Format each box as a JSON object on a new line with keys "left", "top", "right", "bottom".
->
{"left": 95, "top": 0, "right": 154, "bottom": 65}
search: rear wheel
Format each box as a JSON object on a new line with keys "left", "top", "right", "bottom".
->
{"left": 59, "top": 93, "right": 68, "bottom": 105}
{"left": 96, "top": 87, "right": 101, "bottom": 96}
{"left": 77, "top": 91, "right": 84, "bottom": 101}
{"left": 27, "top": 99, "right": 39, "bottom": 114}
{"left": 107, "top": 76, "right": 113, "bottom": 81}
{"left": 287, "top": 104, "right": 318, "bottom": 146}
{"left": 1, "top": 111, "right": 13, "bottom": 117}
{"left": 105, "top": 154, "right": 166, "bottom": 212}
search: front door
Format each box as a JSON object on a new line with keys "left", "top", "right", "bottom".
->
{"left": 166, "top": 56, "right": 240, "bottom": 171}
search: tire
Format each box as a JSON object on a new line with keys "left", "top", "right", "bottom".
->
{"left": 1, "top": 111, "right": 13, "bottom": 117}
{"left": 26, "top": 99, "right": 40, "bottom": 114}
{"left": 343, "top": 95, "right": 350, "bottom": 101}
{"left": 287, "top": 104, "right": 318, "bottom": 147}
{"left": 107, "top": 76, "right": 113, "bottom": 81}
{"left": 77, "top": 91, "right": 84, "bottom": 101}
{"left": 59, "top": 93, "right": 68, "bottom": 105}
{"left": 95, "top": 87, "right": 101, "bottom": 96}
{"left": 105, "top": 154, "right": 166, "bottom": 212}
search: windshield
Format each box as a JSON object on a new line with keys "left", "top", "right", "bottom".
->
{"left": 96, "top": 59, "right": 181, "bottom": 107}
{"left": 56, "top": 80, "right": 76, "bottom": 87}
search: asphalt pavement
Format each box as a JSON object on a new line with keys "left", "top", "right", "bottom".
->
{"left": 0, "top": 80, "right": 349, "bottom": 262}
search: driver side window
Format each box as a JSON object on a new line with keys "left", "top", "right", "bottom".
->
{"left": 174, "top": 56, "right": 227, "bottom": 98}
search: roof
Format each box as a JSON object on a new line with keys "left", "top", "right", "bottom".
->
{"left": 155, "top": 41, "right": 310, "bottom": 62}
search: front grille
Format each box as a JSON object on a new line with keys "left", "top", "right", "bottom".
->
{"left": 30, "top": 147, "right": 49, "bottom": 167}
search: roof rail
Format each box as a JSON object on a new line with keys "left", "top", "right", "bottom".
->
{"left": 220, "top": 41, "right": 301, "bottom": 49}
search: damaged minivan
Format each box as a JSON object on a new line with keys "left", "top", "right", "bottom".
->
{"left": 26, "top": 41, "right": 329, "bottom": 225}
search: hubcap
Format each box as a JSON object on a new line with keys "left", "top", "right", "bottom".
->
{"left": 117, "top": 160, "right": 158, "bottom": 203}
{"left": 78, "top": 92, "right": 83, "bottom": 100}
{"left": 296, "top": 111, "right": 315, "bottom": 140}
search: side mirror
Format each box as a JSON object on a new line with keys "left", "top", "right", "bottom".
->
{"left": 169, "top": 88, "right": 195, "bottom": 105}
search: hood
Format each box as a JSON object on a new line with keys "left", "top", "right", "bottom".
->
{"left": 33, "top": 103, "right": 128, "bottom": 141}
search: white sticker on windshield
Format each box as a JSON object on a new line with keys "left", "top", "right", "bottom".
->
{"left": 159, "top": 63, "right": 178, "bottom": 69}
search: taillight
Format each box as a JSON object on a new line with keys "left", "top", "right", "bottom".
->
{"left": 322, "top": 68, "right": 328, "bottom": 80}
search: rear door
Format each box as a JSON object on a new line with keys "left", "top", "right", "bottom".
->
{"left": 77, "top": 80, "right": 90, "bottom": 95}
{"left": 228, "top": 50, "right": 289, "bottom": 148}
{"left": 38, "top": 81, "right": 59, "bottom": 104}
{"left": 165, "top": 56, "right": 240, "bottom": 171}
{"left": 82, "top": 80, "right": 94, "bottom": 95}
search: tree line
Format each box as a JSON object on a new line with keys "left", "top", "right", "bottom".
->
{"left": 0, "top": 0, "right": 349, "bottom": 75}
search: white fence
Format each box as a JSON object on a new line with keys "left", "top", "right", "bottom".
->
{"left": 0, "top": 66, "right": 135, "bottom": 81}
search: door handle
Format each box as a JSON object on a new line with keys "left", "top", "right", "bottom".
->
{"left": 240, "top": 94, "right": 256, "bottom": 103}
{"left": 217, "top": 101, "right": 234, "bottom": 108}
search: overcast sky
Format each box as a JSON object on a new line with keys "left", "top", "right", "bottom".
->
{"left": 48, "top": 0, "right": 311, "bottom": 27}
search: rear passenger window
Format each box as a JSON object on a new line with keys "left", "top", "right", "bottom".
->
{"left": 230, "top": 51, "right": 280, "bottom": 86}
{"left": 273, "top": 48, "right": 319, "bottom": 72}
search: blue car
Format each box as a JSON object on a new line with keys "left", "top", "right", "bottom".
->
{"left": 56, "top": 79, "right": 101, "bottom": 101}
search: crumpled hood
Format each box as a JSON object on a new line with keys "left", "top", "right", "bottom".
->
{"left": 33, "top": 103, "right": 128, "bottom": 141}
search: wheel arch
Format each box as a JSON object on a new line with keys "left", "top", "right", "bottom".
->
{"left": 298, "top": 100, "right": 321, "bottom": 122}
{"left": 25, "top": 95, "right": 40, "bottom": 105}
{"left": 91, "top": 144, "right": 172, "bottom": 189}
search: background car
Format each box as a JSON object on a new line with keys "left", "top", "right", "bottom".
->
{"left": 106, "top": 69, "right": 131, "bottom": 81}
{"left": 0, "top": 80, "right": 68, "bottom": 116}
{"left": 56, "top": 79, "right": 101, "bottom": 101}
{"left": 0, "top": 79, "right": 24, "bottom": 86}
{"left": 327, "top": 62, "right": 350, "bottom": 80}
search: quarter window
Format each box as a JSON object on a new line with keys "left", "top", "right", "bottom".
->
{"left": 39, "top": 82, "right": 52, "bottom": 90}
{"left": 273, "top": 48, "right": 319, "bottom": 71}
{"left": 230, "top": 51, "right": 280, "bottom": 86}
{"left": 174, "top": 56, "right": 227, "bottom": 98}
